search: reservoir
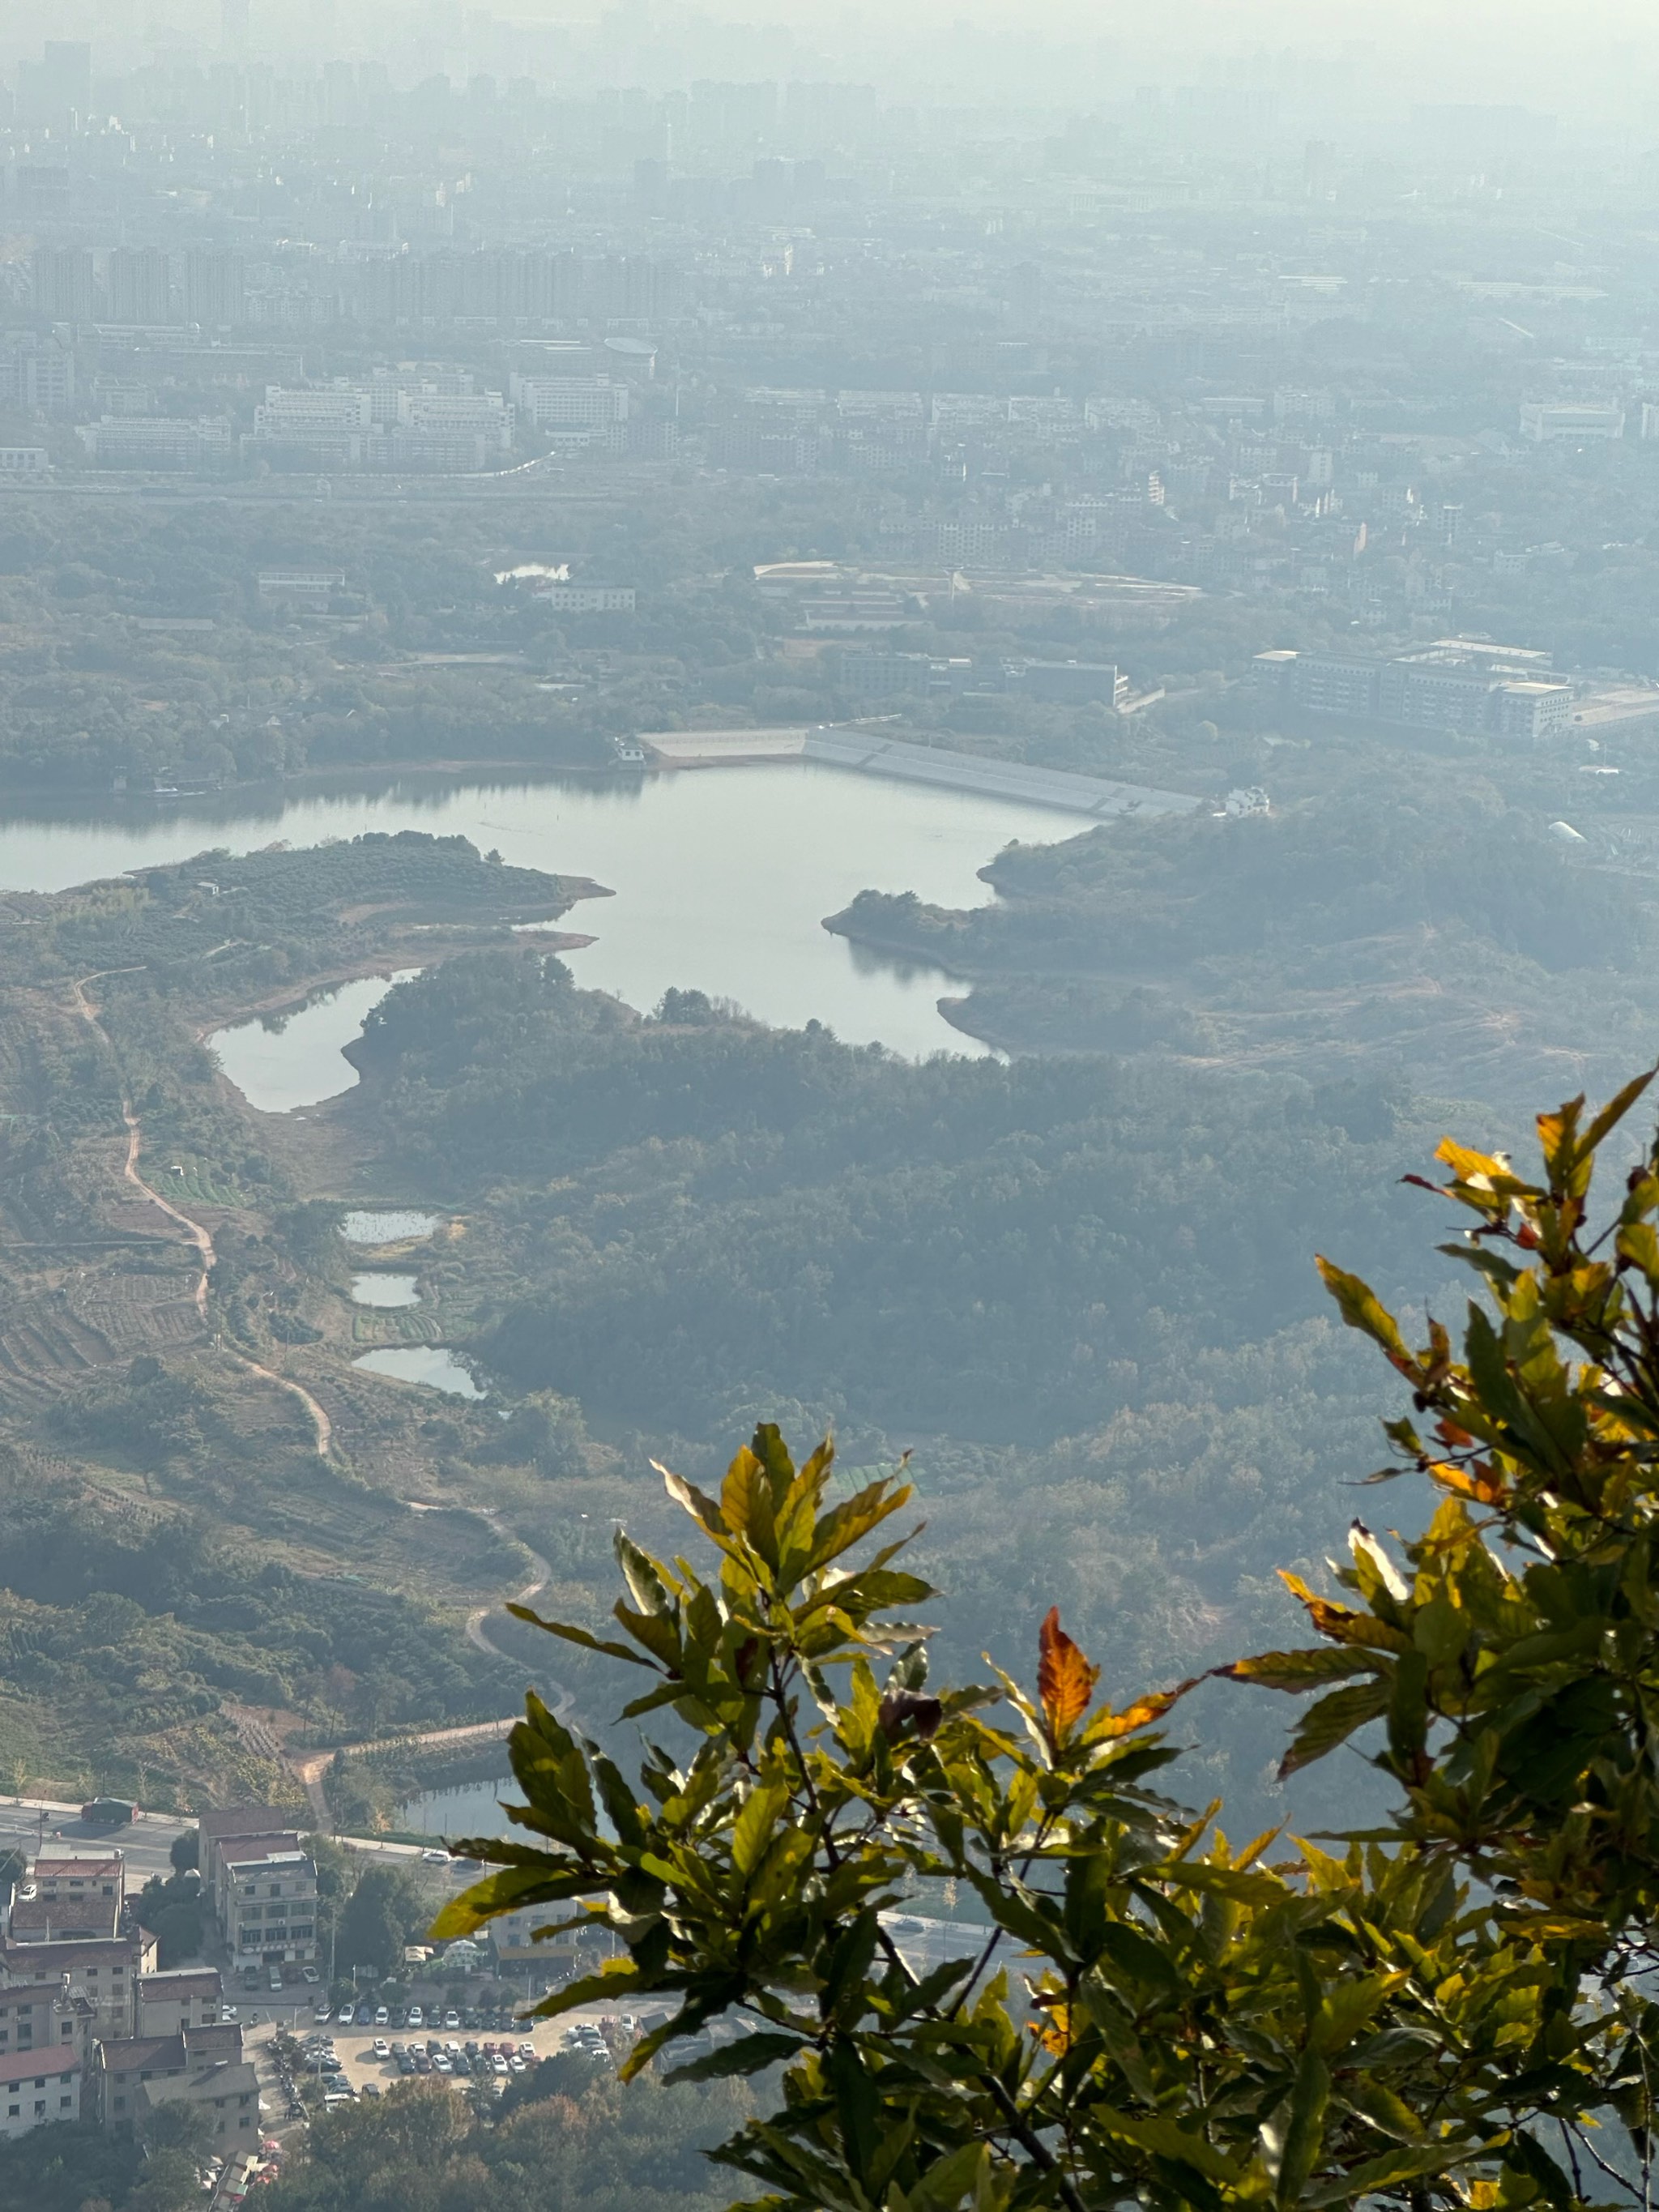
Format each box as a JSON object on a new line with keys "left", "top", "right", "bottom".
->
{"left": 0, "top": 764, "right": 1067, "bottom": 1059}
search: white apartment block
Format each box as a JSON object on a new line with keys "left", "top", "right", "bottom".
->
{"left": 537, "top": 583, "right": 636, "bottom": 612}
{"left": 395, "top": 390, "right": 514, "bottom": 446}
{"left": 215, "top": 1841, "right": 318, "bottom": 1971}
{"left": 257, "top": 570, "right": 346, "bottom": 608}
{"left": 508, "top": 373, "right": 629, "bottom": 432}
{"left": 1519, "top": 399, "right": 1626, "bottom": 442}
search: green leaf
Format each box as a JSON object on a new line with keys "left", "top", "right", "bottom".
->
{"left": 1274, "top": 2048, "right": 1330, "bottom": 2210}
{"left": 663, "top": 2032, "right": 802, "bottom": 2082}
{"left": 1303, "top": 2146, "right": 1463, "bottom": 2207}
{"left": 1278, "top": 1679, "right": 1391, "bottom": 1778}
{"left": 820, "top": 1910, "right": 881, "bottom": 2026}
{"left": 1222, "top": 1646, "right": 1380, "bottom": 1693}
{"left": 503, "top": 1608, "right": 655, "bottom": 1668}
{"left": 801, "top": 1477, "right": 915, "bottom": 1580}
{"left": 1092, "top": 2110, "right": 1244, "bottom": 2186}
{"left": 1316, "top": 1258, "right": 1414, "bottom": 1373}
{"left": 731, "top": 1783, "right": 789, "bottom": 1882}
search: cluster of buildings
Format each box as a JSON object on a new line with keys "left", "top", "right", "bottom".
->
{"left": 1253, "top": 638, "right": 1578, "bottom": 742}
{"left": 0, "top": 1807, "right": 319, "bottom": 2150}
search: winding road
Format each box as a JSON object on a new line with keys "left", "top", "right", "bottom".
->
{"left": 72, "top": 970, "right": 332, "bottom": 1455}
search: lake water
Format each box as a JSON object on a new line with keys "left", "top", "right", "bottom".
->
{"left": 340, "top": 1210, "right": 441, "bottom": 1245}
{"left": 210, "top": 971, "right": 420, "bottom": 1112}
{"left": 352, "top": 1345, "right": 484, "bottom": 1397}
{"left": 397, "top": 1779, "right": 517, "bottom": 1840}
{"left": 0, "top": 764, "right": 1068, "bottom": 1059}
{"left": 351, "top": 1272, "right": 421, "bottom": 1307}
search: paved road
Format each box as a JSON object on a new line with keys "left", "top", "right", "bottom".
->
{"left": 0, "top": 1799, "right": 190, "bottom": 1883}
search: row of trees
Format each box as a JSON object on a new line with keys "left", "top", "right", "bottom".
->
{"left": 429, "top": 1071, "right": 1659, "bottom": 2212}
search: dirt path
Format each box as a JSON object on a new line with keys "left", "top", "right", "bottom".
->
{"left": 75, "top": 970, "right": 332, "bottom": 1454}
{"left": 230, "top": 1352, "right": 332, "bottom": 1458}
{"left": 119, "top": 1105, "right": 215, "bottom": 1314}
{"left": 454, "top": 1510, "right": 552, "bottom": 1658}
{"left": 74, "top": 970, "right": 216, "bottom": 1312}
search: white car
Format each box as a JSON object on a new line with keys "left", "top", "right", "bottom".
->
{"left": 407, "top": 2006, "right": 424, "bottom": 2029}
{"left": 336, "top": 2005, "right": 355, "bottom": 2026}
{"left": 421, "top": 1848, "right": 447, "bottom": 1864}
{"left": 374, "top": 2007, "right": 389, "bottom": 2027}
{"left": 372, "top": 2039, "right": 390, "bottom": 2059}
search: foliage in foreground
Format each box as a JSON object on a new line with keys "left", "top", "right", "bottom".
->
{"left": 431, "top": 1070, "right": 1659, "bottom": 2212}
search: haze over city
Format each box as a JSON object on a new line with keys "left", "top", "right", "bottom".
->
{"left": 2, "top": 2, "right": 1659, "bottom": 2209}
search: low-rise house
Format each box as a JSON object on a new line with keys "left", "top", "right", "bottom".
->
{"left": 197, "top": 1808, "right": 301, "bottom": 1888}
{"left": 0, "top": 2048, "right": 81, "bottom": 2138}
{"left": 132, "top": 2056, "right": 259, "bottom": 2152}
{"left": 135, "top": 1967, "right": 222, "bottom": 2036}
{"left": 95, "top": 2018, "right": 242, "bottom": 2126}
{"left": 8, "top": 1853, "right": 124, "bottom": 1944}
{"left": 0, "top": 1932, "right": 157, "bottom": 2039}
{"left": 0, "top": 1978, "right": 95, "bottom": 2063}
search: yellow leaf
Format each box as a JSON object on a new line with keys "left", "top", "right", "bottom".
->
{"left": 1037, "top": 1607, "right": 1099, "bottom": 1743}
{"left": 1085, "top": 1676, "right": 1203, "bottom": 1743}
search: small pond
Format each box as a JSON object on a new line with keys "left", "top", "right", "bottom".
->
{"left": 210, "top": 971, "right": 419, "bottom": 1113}
{"left": 352, "top": 1347, "right": 484, "bottom": 1398}
{"left": 350, "top": 1273, "right": 421, "bottom": 1308}
{"left": 340, "top": 1210, "right": 441, "bottom": 1245}
{"left": 397, "top": 1779, "right": 516, "bottom": 1841}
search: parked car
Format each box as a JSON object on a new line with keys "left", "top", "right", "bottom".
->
{"left": 444, "top": 2011, "right": 460, "bottom": 2031}
{"left": 301, "top": 1966, "right": 319, "bottom": 1984}
{"left": 336, "top": 2005, "right": 355, "bottom": 2026}
{"left": 407, "top": 2006, "right": 424, "bottom": 2029}
{"left": 374, "top": 2006, "right": 389, "bottom": 2027}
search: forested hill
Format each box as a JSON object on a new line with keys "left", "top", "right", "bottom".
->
{"left": 348, "top": 950, "right": 1449, "bottom": 1447}
{"left": 825, "top": 777, "right": 1658, "bottom": 1098}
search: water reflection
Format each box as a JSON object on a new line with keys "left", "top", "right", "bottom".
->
{"left": 352, "top": 1346, "right": 483, "bottom": 1397}
{"left": 0, "top": 762, "right": 1068, "bottom": 1057}
{"left": 340, "top": 1210, "right": 441, "bottom": 1244}
{"left": 210, "top": 971, "right": 417, "bottom": 1112}
{"left": 351, "top": 1273, "right": 420, "bottom": 1308}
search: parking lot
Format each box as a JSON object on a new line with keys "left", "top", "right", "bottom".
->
{"left": 254, "top": 2003, "right": 632, "bottom": 2109}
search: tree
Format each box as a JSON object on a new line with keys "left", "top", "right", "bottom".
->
{"left": 336, "top": 1863, "right": 427, "bottom": 1981}
{"left": 169, "top": 1830, "right": 198, "bottom": 1873}
{"left": 135, "top": 1872, "right": 203, "bottom": 1966}
{"left": 436, "top": 1072, "right": 1659, "bottom": 2212}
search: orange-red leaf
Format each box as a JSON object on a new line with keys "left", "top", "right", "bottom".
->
{"left": 1038, "top": 1606, "right": 1099, "bottom": 1742}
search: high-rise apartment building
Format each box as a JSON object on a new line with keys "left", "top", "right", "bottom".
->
{"left": 182, "top": 250, "right": 245, "bottom": 328}
{"left": 30, "top": 249, "right": 95, "bottom": 322}
{"left": 106, "top": 249, "right": 173, "bottom": 326}
{"left": 17, "top": 42, "right": 91, "bottom": 129}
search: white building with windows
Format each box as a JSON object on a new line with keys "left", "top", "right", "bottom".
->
{"left": 508, "top": 373, "right": 628, "bottom": 433}
{"left": 214, "top": 1841, "right": 318, "bottom": 1972}
{"left": 0, "top": 2048, "right": 80, "bottom": 2139}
